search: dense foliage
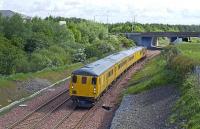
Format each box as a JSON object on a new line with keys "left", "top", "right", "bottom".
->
{"left": 108, "top": 22, "right": 200, "bottom": 33}
{"left": 0, "top": 15, "right": 135, "bottom": 75}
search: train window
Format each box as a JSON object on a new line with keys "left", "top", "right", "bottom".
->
{"left": 82, "top": 77, "right": 87, "bottom": 84}
{"left": 72, "top": 75, "right": 77, "bottom": 83}
{"left": 92, "top": 77, "right": 97, "bottom": 85}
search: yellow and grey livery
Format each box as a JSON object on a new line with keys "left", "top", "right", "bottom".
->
{"left": 69, "top": 46, "right": 146, "bottom": 107}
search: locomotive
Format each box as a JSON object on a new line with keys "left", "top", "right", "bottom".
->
{"left": 69, "top": 46, "right": 147, "bottom": 107}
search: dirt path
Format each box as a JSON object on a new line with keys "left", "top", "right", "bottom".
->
{"left": 110, "top": 86, "right": 179, "bottom": 129}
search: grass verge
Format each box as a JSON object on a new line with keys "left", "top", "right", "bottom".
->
{"left": 0, "top": 63, "right": 83, "bottom": 107}
{"left": 169, "top": 74, "right": 200, "bottom": 129}
{"left": 125, "top": 56, "right": 176, "bottom": 95}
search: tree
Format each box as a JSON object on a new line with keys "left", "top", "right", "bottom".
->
{"left": 0, "top": 36, "right": 28, "bottom": 74}
{"left": 25, "top": 32, "right": 53, "bottom": 53}
{"left": 119, "top": 36, "right": 135, "bottom": 48}
{"left": 30, "top": 52, "right": 52, "bottom": 71}
{"left": 0, "top": 14, "right": 4, "bottom": 34}
{"left": 3, "top": 14, "right": 26, "bottom": 39}
{"left": 72, "top": 48, "right": 86, "bottom": 63}
{"left": 10, "top": 35, "right": 25, "bottom": 49}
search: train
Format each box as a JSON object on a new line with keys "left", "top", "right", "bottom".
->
{"left": 69, "top": 46, "right": 147, "bottom": 107}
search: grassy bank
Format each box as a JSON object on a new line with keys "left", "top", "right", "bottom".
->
{"left": 125, "top": 43, "right": 200, "bottom": 129}
{"left": 176, "top": 43, "right": 200, "bottom": 60}
{"left": 125, "top": 55, "right": 176, "bottom": 95}
{"left": 170, "top": 74, "right": 200, "bottom": 129}
{"left": 0, "top": 63, "right": 83, "bottom": 107}
{"left": 169, "top": 43, "right": 200, "bottom": 129}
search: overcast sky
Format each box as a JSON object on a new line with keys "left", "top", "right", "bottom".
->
{"left": 1, "top": 0, "right": 200, "bottom": 25}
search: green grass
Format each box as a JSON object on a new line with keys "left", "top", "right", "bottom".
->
{"left": 0, "top": 63, "right": 83, "bottom": 107}
{"left": 0, "top": 63, "right": 82, "bottom": 84}
{"left": 176, "top": 43, "right": 200, "bottom": 61}
{"left": 125, "top": 56, "right": 176, "bottom": 95}
{"left": 158, "top": 37, "right": 170, "bottom": 47}
{"left": 190, "top": 37, "right": 200, "bottom": 44}
{"left": 32, "top": 63, "right": 83, "bottom": 83}
{"left": 169, "top": 75, "right": 200, "bottom": 129}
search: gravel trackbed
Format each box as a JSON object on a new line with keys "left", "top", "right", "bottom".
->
{"left": 110, "top": 86, "right": 179, "bottom": 129}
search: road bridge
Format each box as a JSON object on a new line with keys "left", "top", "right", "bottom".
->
{"left": 125, "top": 32, "right": 200, "bottom": 48}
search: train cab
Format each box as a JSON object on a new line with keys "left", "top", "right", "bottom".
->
{"left": 70, "top": 74, "right": 98, "bottom": 107}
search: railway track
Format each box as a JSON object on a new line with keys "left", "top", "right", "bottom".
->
{"left": 51, "top": 96, "right": 103, "bottom": 129}
{"left": 73, "top": 67, "right": 127, "bottom": 129}
{"left": 5, "top": 50, "right": 160, "bottom": 129}
{"left": 72, "top": 100, "right": 103, "bottom": 129}
{"left": 52, "top": 105, "right": 77, "bottom": 129}
{"left": 7, "top": 90, "right": 70, "bottom": 129}
{"left": 69, "top": 51, "right": 160, "bottom": 129}
{"left": 52, "top": 68, "right": 126, "bottom": 129}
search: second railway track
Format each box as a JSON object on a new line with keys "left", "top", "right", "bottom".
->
{"left": 7, "top": 90, "right": 70, "bottom": 129}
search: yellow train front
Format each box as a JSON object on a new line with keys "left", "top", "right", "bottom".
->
{"left": 69, "top": 46, "right": 146, "bottom": 107}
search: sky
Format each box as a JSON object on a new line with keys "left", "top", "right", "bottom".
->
{"left": 1, "top": 0, "right": 200, "bottom": 25}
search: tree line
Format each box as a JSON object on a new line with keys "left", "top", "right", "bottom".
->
{"left": 108, "top": 22, "right": 200, "bottom": 33}
{"left": 0, "top": 14, "right": 134, "bottom": 75}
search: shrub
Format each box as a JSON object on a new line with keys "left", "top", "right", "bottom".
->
{"left": 169, "top": 55, "right": 199, "bottom": 77}
{"left": 162, "top": 45, "right": 180, "bottom": 64}
{"left": 170, "top": 74, "right": 200, "bottom": 129}
{"left": 72, "top": 48, "right": 86, "bottom": 63}
{"left": 0, "top": 38, "right": 29, "bottom": 74}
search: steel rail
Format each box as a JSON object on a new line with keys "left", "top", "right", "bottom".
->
{"left": 7, "top": 90, "right": 69, "bottom": 129}
{"left": 29, "top": 97, "right": 71, "bottom": 129}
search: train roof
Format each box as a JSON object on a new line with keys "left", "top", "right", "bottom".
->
{"left": 72, "top": 46, "right": 144, "bottom": 76}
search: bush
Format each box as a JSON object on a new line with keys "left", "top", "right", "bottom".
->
{"left": 170, "top": 74, "right": 200, "bottom": 129}
{"left": 0, "top": 37, "right": 29, "bottom": 74}
{"left": 162, "top": 45, "right": 180, "bottom": 64}
{"left": 119, "top": 36, "right": 135, "bottom": 48}
{"left": 169, "top": 55, "right": 199, "bottom": 77}
{"left": 162, "top": 45, "right": 199, "bottom": 78}
{"left": 30, "top": 52, "right": 52, "bottom": 71}
{"left": 72, "top": 48, "right": 86, "bottom": 63}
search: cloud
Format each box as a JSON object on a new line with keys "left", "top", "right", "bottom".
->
{"left": 0, "top": 0, "right": 3, "bottom": 9}
{"left": 1, "top": 0, "right": 200, "bottom": 24}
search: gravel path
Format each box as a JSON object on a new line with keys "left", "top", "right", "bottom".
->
{"left": 110, "top": 86, "right": 179, "bottom": 129}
